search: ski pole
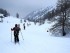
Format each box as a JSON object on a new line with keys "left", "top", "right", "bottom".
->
{"left": 11, "top": 30, "right": 12, "bottom": 42}
{"left": 20, "top": 31, "right": 24, "bottom": 40}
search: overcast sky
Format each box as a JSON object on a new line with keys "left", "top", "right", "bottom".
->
{"left": 0, "top": 0, "right": 57, "bottom": 18}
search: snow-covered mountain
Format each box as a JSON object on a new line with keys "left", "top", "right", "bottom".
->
{"left": 24, "top": 7, "right": 53, "bottom": 22}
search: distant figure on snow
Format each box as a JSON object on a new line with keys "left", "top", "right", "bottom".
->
{"left": 11, "top": 24, "right": 21, "bottom": 44}
{"left": 23, "top": 23, "right": 25, "bottom": 30}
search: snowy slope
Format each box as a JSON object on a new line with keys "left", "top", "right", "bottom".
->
{"left": 0, "top": 16, "right": 70, "bottom": 53}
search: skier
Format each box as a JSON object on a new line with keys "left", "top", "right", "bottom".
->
{"left": 11, "top": 24, "right": 21, "bottom": 44}
{"left": 23, "top": 23, "right": 26, "bottom": 30}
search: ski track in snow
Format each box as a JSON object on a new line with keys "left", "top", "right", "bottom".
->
{"left": 0, "top": 16, "right": 70, "bottom": 53}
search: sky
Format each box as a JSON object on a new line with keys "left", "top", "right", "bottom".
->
{"left": 0, "top": 0, "right": 57, "bottom": 18}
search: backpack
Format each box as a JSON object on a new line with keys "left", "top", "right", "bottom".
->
{"left": 14, "top": 25, "right": 20, "bottom": 35}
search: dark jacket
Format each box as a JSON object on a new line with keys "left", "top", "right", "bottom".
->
{"left": 11, "top": 26, "right": 21, "bottom": 35}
